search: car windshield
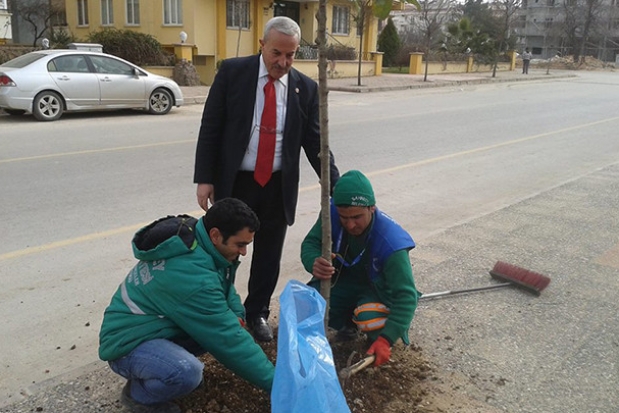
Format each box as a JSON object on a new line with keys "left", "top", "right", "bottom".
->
{"left": 1, "top": 53, "right": 46, "bottom": 68}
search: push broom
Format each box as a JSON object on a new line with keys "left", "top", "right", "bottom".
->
{"left": 420, "top": 261, "right": 551, "bottom": 300}
{"left": 338, "top": 261, "right": 550, "bottom": 383}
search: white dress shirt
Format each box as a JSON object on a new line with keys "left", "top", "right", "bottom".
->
{"left": 239, "top": 55, "right": 288, "bottom": 172}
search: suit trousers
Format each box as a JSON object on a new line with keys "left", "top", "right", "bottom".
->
{"left": 232, "top": 171, "right": 288, "bottom": 320}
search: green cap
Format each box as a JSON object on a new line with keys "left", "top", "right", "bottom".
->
{"left": 333, "top": 170, "right": 375, "bottom": 207}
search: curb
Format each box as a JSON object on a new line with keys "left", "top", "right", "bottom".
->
{"left": 327, "top": 73, "right": 577, "bottom": 93}
{"left": 179, "top": 73, "right": 577, "bottom": 102}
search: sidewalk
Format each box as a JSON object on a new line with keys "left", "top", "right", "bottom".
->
{"left": 180, "top": 69, "right": 576, "bottom": 105}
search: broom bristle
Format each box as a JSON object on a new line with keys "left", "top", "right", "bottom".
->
{"left": 489, "top": 261, "right": 551, "bottom": 296}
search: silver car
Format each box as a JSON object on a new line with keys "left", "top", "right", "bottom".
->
{"left": 0, "top": 50, "right": 184, "bottom": 121}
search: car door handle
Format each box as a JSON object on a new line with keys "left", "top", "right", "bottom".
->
{"left": 99, "top": 77, "right": 112, "bottom": 83}
{"left": 56, "top": 76, "right": 70, "bottom": 81}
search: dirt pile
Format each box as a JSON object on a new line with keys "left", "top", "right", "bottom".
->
{"left": 177, "top": 329, "right": 432, "bottom": 413}
{"left": 533, "top": 54, "right": 616, "bottom": 70}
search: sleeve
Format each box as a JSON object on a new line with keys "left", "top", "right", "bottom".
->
{"left": 193, "top": 60, "right": 229, "bottom": 184}
{"left": 379, "top": 249, "right": 420, "bottom": 344}
{"left": 300, "top": 215, "right": 324, "bottom": 275}
{"left": 171, "top": 284, "right": 274, "bottom": 391}
{"left": 226, "top": 282, "right": 246, "bottom": 320}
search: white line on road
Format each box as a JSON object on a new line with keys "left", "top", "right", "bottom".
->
{"left": 2, "top": 115, "right": 619, "bottom": 261}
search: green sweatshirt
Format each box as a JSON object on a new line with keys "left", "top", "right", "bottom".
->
{"left": 301, "top": 214, "right": 419, "bottom": 345}
{"left": 99, "top": 215, "right": 274, "bottom": 391}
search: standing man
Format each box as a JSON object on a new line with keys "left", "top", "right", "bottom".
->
{"left": 301, "top": 170, "right": 420, "bottom": 367}
{"left": 522, "top": 48, "right": 532, "bottom": 74}
{"left": 194, "top": 16, "right": 340, "bottom": 342}
{"left": 99, "top": 198, "right": 274, "bottom": 413}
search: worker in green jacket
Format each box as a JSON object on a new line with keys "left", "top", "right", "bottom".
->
{"left": 301, "top": 170, "right": 420, "bottom": 367}
{"left": 99, "top": 198, "right": 274, "bottom": 413}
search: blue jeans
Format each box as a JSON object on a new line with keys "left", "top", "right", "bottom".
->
{"left": 109, "top": 338, "right": 205, "bottom": 405}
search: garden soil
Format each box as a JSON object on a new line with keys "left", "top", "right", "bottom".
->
{"left": 176, "top": 308, "right": 497, "bottom": 413}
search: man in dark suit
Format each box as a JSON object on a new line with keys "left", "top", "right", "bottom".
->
{"left": 194, "top": 16, "right": 339, "bottom": 342}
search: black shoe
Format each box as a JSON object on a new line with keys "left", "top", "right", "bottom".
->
{"left": 248, "top": 316, "right": 273, "bottom": 342}
{"left": 121, "top": 381, "right": 181, "bottom": 413}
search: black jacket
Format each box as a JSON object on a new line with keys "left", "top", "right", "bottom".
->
{"left": 194, "top": 54, "right": 339, "bottom": 225}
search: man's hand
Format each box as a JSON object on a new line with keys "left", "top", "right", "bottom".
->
{"left": 196, "top": 184, "right": 215, "bottom": 211}
{"left": 238, "top": 317, "right": 246, "bottom": 328}
{"left": 312, "top": 256, "right": 336, "bottom": 280}
{"left": 366, "top": 336, "right": 391, "bottom": 367}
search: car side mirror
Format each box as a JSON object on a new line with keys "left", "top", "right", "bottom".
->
{"left": 133, "top": 68, "right": 141, "bottom": 77}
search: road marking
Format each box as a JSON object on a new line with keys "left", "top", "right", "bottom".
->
{"left": 3, "top": 115, "right": 619, "bottom": 261}
{"left": 300, "top": 115, "right": 619, "bottom": 188}
{"left": 595, "top": 242, "right": 619, "bottom": 269}
{"left": 0, "top": 139, "right": 196, "bottom": 164}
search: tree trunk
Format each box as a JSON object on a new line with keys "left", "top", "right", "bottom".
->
{"left": 316, "top": 0, "right": 332, "bottom": 330}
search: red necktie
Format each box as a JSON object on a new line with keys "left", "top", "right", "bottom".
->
{"left": 254, "top": 76, "right": 277, "bottom": 187}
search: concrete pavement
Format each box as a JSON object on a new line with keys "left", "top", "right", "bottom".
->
{"left": 180, "top": 68, "right": 576, "bottom": 105}
{"left": 1, "top": 67, "right": 590, "bottom": 413}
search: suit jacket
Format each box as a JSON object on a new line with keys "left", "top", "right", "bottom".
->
{"left": 194, "top": 54, "right": 339, "bottom": 225}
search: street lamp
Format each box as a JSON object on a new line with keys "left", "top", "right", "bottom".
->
{"left": 179, "top": 31, "right": 187, "bottom": 43}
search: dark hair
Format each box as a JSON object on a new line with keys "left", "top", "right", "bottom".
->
{"left": 203, "top": 198, "right": 260, "bottom": 242}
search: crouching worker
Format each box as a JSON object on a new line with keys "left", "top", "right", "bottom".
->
{"left": 301, "top": 170, "right": 420, "bottom": 367}
{"left": 99, "top": 198, "right": 274, "bottom": 413}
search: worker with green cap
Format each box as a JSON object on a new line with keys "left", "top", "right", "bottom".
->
{"left": 301, "top": 170, "right": 420, "bottom": 367}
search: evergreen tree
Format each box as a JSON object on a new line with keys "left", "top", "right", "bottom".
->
{"left": 378, "top": 18, "right": 401, "bottom": 67}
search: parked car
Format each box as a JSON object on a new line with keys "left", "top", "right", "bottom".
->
{"left": 0, "top": 50, "right": 184, "bottom": 121}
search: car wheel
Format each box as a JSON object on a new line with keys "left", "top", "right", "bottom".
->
{"left": 148, "top": 88, "right": 173, "bottom": 115}
{"left": 4, "top": 109, "right": 25, "bottom": 116}
{"left": 33, "top": 91, "right": 63, "bottom": 121}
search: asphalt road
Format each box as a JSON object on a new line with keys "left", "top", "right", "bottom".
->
{"left": 1, "top": 71, "right": 618, "bottom": 412}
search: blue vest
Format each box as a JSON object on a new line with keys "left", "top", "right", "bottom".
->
{"left": 330, "top": 201, "right": 415, "bottom": 283}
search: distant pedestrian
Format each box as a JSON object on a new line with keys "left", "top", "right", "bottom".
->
{"left": 522, "top": 48, "right": 532, "bottom": 74}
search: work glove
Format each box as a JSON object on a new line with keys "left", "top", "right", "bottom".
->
{"left": 366, "top": 336, "right": 391, "bottom": 366}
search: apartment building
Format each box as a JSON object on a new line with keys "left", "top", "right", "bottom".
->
{"left": 515, "top": 0, "right": 619, "bottom": 61}
{"left": 63, "top": 0, "right": 381, "bottom": 84}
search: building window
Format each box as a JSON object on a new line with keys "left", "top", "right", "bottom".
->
{"left": 101, "top": 0, "right": 114, "bottom": 25}
{"left": 0, "top": 0, "right": 7, "bottom": 11}
{"left": 164, "top": 0, "right": 183, "bottom": 25}
{"left": 332, "top": 6, "right": 350, "bottom": 35}
{"left": 226, "top": 0, "right": 249, "bottom": 29}
{"left": 126, "top": 0, "right": 140, "bottom": 25}
{"left": 544, "top": 17, "right": 553, "bottom": 28}
{"left": 77, "top": 0, "right": 89, "bottom": 26}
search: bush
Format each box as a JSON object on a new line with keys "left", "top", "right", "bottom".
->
{"left": 378, "top": 18, "right": 401, "bottom": 67}
{"left": 87, "top": 29, "right": 175, "bottom": 66}
{"left": 324, "top": 44, "right": 357, "bottom": 61}
{"left": 0, "top": 46, "right": 39, "bottom": 65}
{"left": 51, "top": 28, "right": 78, "bottom": 49}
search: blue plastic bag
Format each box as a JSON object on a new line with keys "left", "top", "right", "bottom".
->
{"left": 271, "top": 280, "right": 351, "bottom": 413}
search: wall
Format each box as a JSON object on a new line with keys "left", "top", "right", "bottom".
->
{"left": 0, "top": 8, "right": 10, "bottom": 43}
{"left": 146, "top": 58, "right": 379, "bottom": 82}
{"left": 294, "top": 59, "right": 376, "bottom": 79}
{"left": 422, "top": 60, "right": 513, "bottom": 75}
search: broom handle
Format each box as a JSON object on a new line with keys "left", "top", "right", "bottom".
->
{"left": 420, "top": 282, "right": 512, "bottom": 300}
